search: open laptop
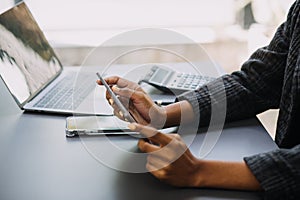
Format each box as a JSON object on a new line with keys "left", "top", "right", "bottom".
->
{"left": 0, "top": 2, "right": 113, "bottom": 115}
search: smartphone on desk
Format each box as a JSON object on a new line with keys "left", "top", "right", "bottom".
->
{"left": 139, "top": 65, "right": 215, "bottom": 94}
{"left": 65, "top": 115, "right": 137, "bottom": 137}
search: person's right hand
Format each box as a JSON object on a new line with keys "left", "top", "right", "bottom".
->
{"left": 97, "top": 76, "right": 167, "bottom": 128}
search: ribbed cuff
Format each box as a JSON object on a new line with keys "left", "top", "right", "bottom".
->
{"left": 177, "top": 77, "right": 228, "bottom": 127}
{"left": 244, "top": 148, "right": 299, "bottom": 199}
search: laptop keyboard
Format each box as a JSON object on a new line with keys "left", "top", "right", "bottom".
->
{"left": 34, "top": 72, "right": 95, "bottom": 110}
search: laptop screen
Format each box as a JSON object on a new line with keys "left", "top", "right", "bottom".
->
{"left": 0, "top": 2, "right": 62, "bottom": 106}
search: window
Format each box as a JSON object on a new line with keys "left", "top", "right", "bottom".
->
{"left": 23, "top": 0, "right": 235, "bottom": 46}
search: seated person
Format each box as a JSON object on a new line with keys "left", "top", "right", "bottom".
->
{"left": 97, "top": 1, "right": 300, "bottom": 199}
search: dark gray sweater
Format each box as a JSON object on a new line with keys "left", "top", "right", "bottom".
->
{"left": 180, "top": 1, "right": 300, "bottom": 199}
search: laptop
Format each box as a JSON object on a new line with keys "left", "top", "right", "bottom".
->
{"left": 0, "top": 2, "right": 113, "bottom": 115}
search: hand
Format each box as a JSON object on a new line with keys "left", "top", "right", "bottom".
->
{"left": 97, "top": 76, "right": 167, "bottom": 128}
{"left": 128, "top": 123, "right": 203, "bottom": 187}
{"left": 129, "top": 123, "right": 262, "bottom": 190}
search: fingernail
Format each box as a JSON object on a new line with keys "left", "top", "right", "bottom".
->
{"left": 119, "top": 111, "right": 123, "bottom": 117}
{"left": 109, "top": 99, "right": 114, "bottom": 105}
{"left": 112, "top": 85, "right": 120, "bottom": 92}
{"left": 128, "top": 123, "right": 136, "bottom": 130}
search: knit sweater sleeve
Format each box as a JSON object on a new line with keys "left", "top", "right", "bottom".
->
{"left": 177, "top": 2, "right": 300, "bottom": 199}
{"left": 244, "top": 145, "right": 300, "bottom": 199}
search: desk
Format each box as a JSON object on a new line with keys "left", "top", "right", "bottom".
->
{"left": 0, "top": 65, "right": 277, "bottom": 200}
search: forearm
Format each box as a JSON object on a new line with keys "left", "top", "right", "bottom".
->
{"left": 195, "top": 160, "right": 262, "bottom": 191}
{"left": 163, "top": 100, "right": 195, "bottom": 127}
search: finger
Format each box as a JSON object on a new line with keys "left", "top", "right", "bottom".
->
{"left": 104, "top": 91, "right": 113, "bottom": 105}
{"left": 105, "top": 89, "right": 111, "bottom": 99}
{"left": 112, "top": 86, "right": 146, "bottom": 102}
{"left": 104, "top": 76, "right": 134, "bottom": 88}
{"left": 129, "top": 123, "right": 172, "bottom": 146}
{"left": 97, "top": 76, "right": 120, "bottom": 86}
{"left": 105, "top": 83, "right": 141, "bottom": 105}
{"left": 97, "top": 76, "right": 130, "bottom": 89}
{"left": 146, "top": 163, "right": 167, "bottom": 180}
{"left": 113, "top": 109, "right": 125, "bottom": 121}
{"left": 106, "top": 89, "right": 129, "bottom": 106}
{"left": 147, "top": 154, "right": 169, "bottom": 170}
{"left": 96, "top": 79, "right": 101, "bottom": 85}
{"left": 111, "top": 86, "right": 132, "bottom": 97}
{"left": 145, "top": 143, "right": 182, "bottom": 164}
{"left": 108, "top": 98, "right": 114, "bottom": 106}
{"left": 138, "top": 139, "right": 160, "bottom": 153}
{"left": 146, "top": 162, "right": 160, "bottom": 173}
{"left": 98, "top": 76, "right": 145, "bottom": 93}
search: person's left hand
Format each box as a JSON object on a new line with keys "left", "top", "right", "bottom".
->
{"left": 128, "top": 123, "right": 203, "bottom": 187}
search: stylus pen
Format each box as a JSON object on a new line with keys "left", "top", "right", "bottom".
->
{"left": 96, "top": 73, "right": 136, "bottom": 123}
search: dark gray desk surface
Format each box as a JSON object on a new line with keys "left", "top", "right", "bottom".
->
{"left": 0, "top": 73, "right": 278, "bottom": 200}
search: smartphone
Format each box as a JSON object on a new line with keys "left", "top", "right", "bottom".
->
{"left": 96, "top": 73, "right": 136, "bottom": 122}
{"left": 65, "top": 115, "right": 136, "bottom": 137}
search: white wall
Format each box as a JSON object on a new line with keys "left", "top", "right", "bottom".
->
{"left": 25, "top": 0, "right": 235, "bottom": 30}
{"left": 21, "top": 0, "right": 235, "bottom": 46}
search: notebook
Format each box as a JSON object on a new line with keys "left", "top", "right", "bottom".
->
{"left": 0, "top": 2, "right": 112, "bottom": 115}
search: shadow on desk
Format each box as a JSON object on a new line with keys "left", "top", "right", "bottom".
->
{"left": 113, "top": 172, "right": 263, "bottom": 200}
